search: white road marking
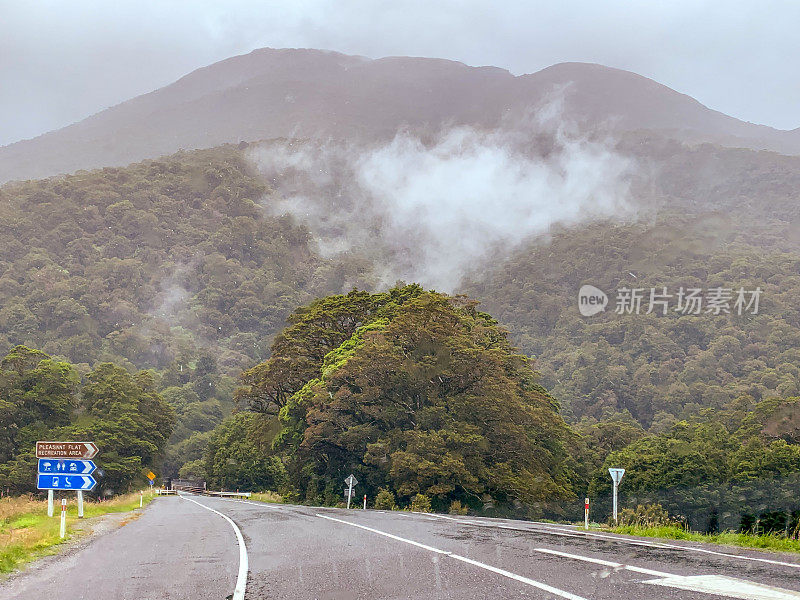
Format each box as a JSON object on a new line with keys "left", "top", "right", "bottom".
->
{"left": 535, "top": 548, "right": 671, "bottom": 577}
{"left": 316, "top": 513, "right": 452, "bottom": 554}
{"left": 316, "top": 513, "right": 588, "bottom": 600}
{"left": 497, "top": 523, "right": 583, "bottom": 538}
{"left": 199, "top": 497, "right": 800, "bottom": 572}
{"left": 393, "top": 511, "right": 438, "bottom": 520}
{"left": 430, "top": 515, "right": 800, "bottom": 569}
{"left": 534, "top": 547, "right": 800, "bottom": 600}
{"left": 644, "top": 575, "right": 800, "bottom": 600}
{"left": 423, "top": 512, "right": 459, "bottom": 520}
{"left": 542, "top": 526, "right": 800, "bottom": 569}
{"left": 180, "top": 494, "right": 248, "bottom": 600}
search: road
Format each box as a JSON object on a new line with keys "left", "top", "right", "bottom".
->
{"left": 3, "top": 494, "right": 800, "bottom": 600}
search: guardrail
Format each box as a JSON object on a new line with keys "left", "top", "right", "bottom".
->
{"left": 171, "top": 479, "right": 206, "bottom": 494}
{"left": 155, "top": 489, "right": 177, "bottom": 495}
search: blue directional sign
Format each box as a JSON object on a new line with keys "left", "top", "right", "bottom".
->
{"left": 37, "top": 474, "right": 97, "bottom": 490}
{"left": 38, "top": 459, "right": 96, "bottom": 476}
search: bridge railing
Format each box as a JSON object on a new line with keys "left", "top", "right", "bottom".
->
{"left": 171, "top": 479, "right": 206, "bottom": 494}
{"left": 206, "top": 491, "right": 252, "bottom": 499}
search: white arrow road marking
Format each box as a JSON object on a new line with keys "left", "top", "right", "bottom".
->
{"left": 645, "top": 575, "right": 800, "bottom": 600}
{"left": 180, "top": 494, "right": 248, "bottom": 600}
{"left": 316, "top": 513, "right": 588, "bottom": 600}
{"left": 428, "top": 515, "right": 800, "bottom": 570}
{"left": 534, "top": 548, "right": 800, "bottom": 600}
{"left": 534, "top": 525, "right": 800, "bottom": 569}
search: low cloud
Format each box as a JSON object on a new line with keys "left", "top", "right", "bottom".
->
{"left": 250, "top": 117, "right": 636, "bottom": 291}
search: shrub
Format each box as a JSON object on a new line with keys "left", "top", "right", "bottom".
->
{"left": 616, "top": 503, "right": 678, "bottom": 528}
{"left": 410, "top": 493, "right": 431, "bottom": 513}
{"left": 374, "top": 489, "right": 396, "bottom": 510}
{"left": 448, "top": 500, "right": 468, "bottom": 515}
{"left": 178, "top": 459, "right": 206, "bottom": 480}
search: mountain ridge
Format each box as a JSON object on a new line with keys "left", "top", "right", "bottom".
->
{"left": 2, "top": 47, "right": 799, "bottom": 183}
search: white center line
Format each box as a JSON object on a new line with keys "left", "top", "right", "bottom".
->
{"left": 316, "top": 513, "right": 588, "bottom": 600}
{"left": 180, "top": 494, "right": 248, "bottom": 600}
{"left": 535, "top": 547, "right": 671, "bottom": 577}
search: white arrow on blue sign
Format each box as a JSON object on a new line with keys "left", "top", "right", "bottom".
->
{"left": 38, "top": 459, "right": 96, "bottom": 475}
{"left": 37, "top": 474, "right": 97, "bottom": 491}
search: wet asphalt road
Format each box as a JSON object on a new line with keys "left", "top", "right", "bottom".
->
{"left": 3, "top": 494, "right": 800, "bottom": 600}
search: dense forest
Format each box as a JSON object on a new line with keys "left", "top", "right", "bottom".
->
{"left": 1, "top": 139, "right": 800, "bottom": 524}
{"left": 0, "top": 345, "right": 173, "bottom": 494}
{"left": 0, "top": 146, "right": 375, "bottom": 478}
{"left": 462, "top": 220, "right": 800, "bottom": 426}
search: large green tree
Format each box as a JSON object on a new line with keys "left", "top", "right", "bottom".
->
{"left": 230, "top": 287, "right": 577, "bottom": 509}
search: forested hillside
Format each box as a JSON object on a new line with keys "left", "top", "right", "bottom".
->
{"left": 2, "top": 135, "right": 800, "bottom": 509}
{"left": 0, "top": 146, "right": 375, "bottom": 476}
{"left": 0, "top": 146, "right": 373, "bottom": 370}
{"left": 462, "top": 219, "right": 800, "bottom": 426}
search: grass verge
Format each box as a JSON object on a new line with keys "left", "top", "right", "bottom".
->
{"left": 608, "top": 524, "right": 800, "bottom": 553}
{"left": 249, "top": 491, "right": 282, "bottom": 504}
{"left": 0, "top": 491, "right": 155, "bottom": 574}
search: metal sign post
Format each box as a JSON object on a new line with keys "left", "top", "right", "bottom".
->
{"left": 344, "top": 474, "right": 357, "bottom": 509}
{"left": 77, "top": 491, "right": 84, "bottom": 518}
{"left": 608, "top": 468, "right": 625, "bottom": 524}
{"left": 47, "top": 489, "right": 54, "bottom": 517}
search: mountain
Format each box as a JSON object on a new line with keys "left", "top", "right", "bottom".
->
{"left": 2, "top": 48, "right": 799, "bottom": 183}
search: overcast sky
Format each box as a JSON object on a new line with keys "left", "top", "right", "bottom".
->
{"left": 1, "top": 0, "right": 798, "bottom": 146}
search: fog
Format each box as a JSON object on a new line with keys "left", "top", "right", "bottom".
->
{"left": 250, "top": 112, "right": 635, "bottom": 291}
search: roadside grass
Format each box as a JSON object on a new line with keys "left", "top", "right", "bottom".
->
{"left": 250, "top": 491, "right": 282, "bottom": 504}
{"left": 0, "top": 491, "right": 155, "bottom": 574}
{"left": 608, "top": 524, "right": 800, "bottom": 554}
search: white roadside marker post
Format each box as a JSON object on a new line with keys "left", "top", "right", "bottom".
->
{"left": 47, "top": 489, "right": 54, "bottom": 517}
{"left": 140, "top": 491, "right": 143, "bottom": 507}
{"left": 77, "top": 490, "right": 84, "bottom": 518}
{"left": 584, "top": 497, "right": 589, "bottom": 530}
{"left": 59, "top": 498, "right": 67, "bottom": 538}
{"left": 363, "top": 494, "right": 367, "bottom": 510}
{"left": 608, "top": 468, "right": 625, "bottom": 524}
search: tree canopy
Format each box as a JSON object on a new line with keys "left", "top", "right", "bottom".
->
{"left": 222, "top": 287, "right": 577, "bottom": 510}
{"left": 0, "top": 346, "right": 174, "bottom": 494}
